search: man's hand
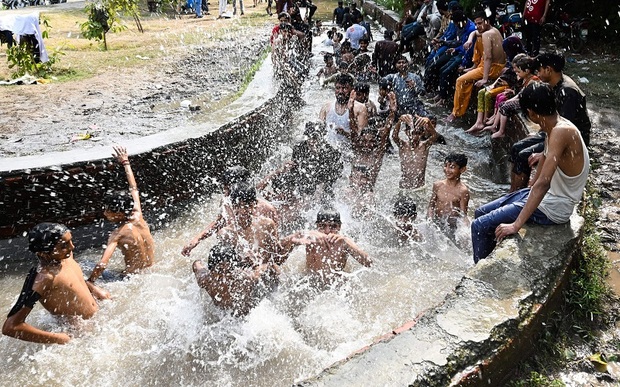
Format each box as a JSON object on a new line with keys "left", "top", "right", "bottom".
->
{"left": 348, "top": 90, "right": 357, "bottom": 110}
{"left": 528, "top": 152, "right": 543, "bottom": 168}
{"left": 495, "top": 222, "right": 519, "bottom": 243}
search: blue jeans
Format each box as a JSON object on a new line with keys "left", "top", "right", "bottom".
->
{"left": 471, "top": 188, "right": 555, "bottom": 263}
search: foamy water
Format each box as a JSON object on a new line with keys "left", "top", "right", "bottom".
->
{"left": 0, "top": 25, "right": 510, "bottom": 386}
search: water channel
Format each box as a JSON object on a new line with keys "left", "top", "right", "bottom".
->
{"left": 0, "top": 27, "right": 513, "bottom": 386}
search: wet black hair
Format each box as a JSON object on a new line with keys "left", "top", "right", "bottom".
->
{"left": 279, "top": 22, "right": 293, "bottom": 32}
{"left": 327, "top": 30, "right": 334, "bottom": 39}
{"left": 437, "top": 0, "right": 448, "bottom": 12}
{"left": 354, "top": 82, "right": 370, "bottom": 93}
{"left": 378, "top": 78, "right": 392, "bottom": 91}
{"left": 393, "top": 196, "right": 417, "bottom": 217}
{"left": 324, "top": 53, "right": 333, "bottom": 62}
{"left": 221, "top": 166, "right": 251, "bottom": 186}
{"left": 335, "top": 73, "right": 355, "bottom": 87}
{"left": 512, "top": 54, "right": 539, "bottom": 73}
{"left": 395, "top": 55, "right": 408, "bottom": 64}
{"left": 316, "top": 207, "right": 341, "bottom": 224}
{"left": 519, "top": 81, "right": 557, "bottom": 116}
{"left": 207, "top": 243, "right": 238, "bottom": 271}
{"left": 359, "top": 37, "right": 369, "bottom": 44}
{"left": 104, "top": 190, "right": 134, "bottom": 216}
{"left": 536, "top": 52, "right": 565, "bottom": 72}
{"left": 451, "top": 9, "right": 466, "bottom": 23}
{"left": 28, "top": 223, "right": 69, "bottom": 253}
{"left": 337, "top": 60, "right": 349, "bottom": 69}
{"left": 383, "top": 29, "right": 394, "bottom": 39}
{"left": 341, "top": 40, "right": 352, "bottom": 51}
{"left": 230, "top": 181, "right": 257, "bottom": 206}
{"left": 304, "top": 121, "right": 327, "bottom": 138}
{"left": 473, "top": 10, "right": 489, "bottom": 21}
{"left": 445, "top": 153, "right": 468, "bottom": 168}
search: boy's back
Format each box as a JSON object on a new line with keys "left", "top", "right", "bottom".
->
{"left": 112, "top": 217, "right": 155, "bottom": 273}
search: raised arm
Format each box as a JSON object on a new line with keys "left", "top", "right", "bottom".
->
{"left": 113, "top": 146, "right": 142, "bottom": 215}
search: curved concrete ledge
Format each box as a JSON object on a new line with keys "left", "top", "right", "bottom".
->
{"left": 295, "top": 2, "right": 585, "bottom": 385}
{"left": 0, "top": 6, "right": 587, "bottom": 385}
{"left": 300, "top": 213, "right": 583, "bottom": 386}
{"left": 0, "top": 55, "right": 299, "bottom": 241}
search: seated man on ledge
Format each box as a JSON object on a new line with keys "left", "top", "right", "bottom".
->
{"left": 3, "top": 223, "right": 110, "bottom": 344}
{"left": 470, "top": 82, "right": 589, "bottom": 263}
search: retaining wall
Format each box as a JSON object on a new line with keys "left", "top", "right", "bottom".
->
{"left": 0, "top": 9, "right": 586, "bottom": 386}
{"left": 0, "top": 57, "right": 299, "bottom": 252}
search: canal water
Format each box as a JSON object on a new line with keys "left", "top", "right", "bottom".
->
{"left": 0, "top": 26, "right": 510, "bottom": 386}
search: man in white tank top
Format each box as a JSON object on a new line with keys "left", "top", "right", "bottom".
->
{"left": 319, "top": 74, "right": 368, "bottom": 155}
{"left": 471, "top": 82, "right": 589, "bottom": 263}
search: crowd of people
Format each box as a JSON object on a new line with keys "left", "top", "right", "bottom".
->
{"left": 3, "top": 0, "right": 592, "bottom": 342}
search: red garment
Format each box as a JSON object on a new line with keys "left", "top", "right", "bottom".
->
{"left": 270, "top": 25, "right": 280, "bottom": 45}
{"left": 523, "top": 0, "right": 547, "bottom": 23}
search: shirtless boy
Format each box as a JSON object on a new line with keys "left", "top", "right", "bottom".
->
{"left": 392, "top": 114, "right": 439, "bottom": 190}
{"left": 427, "top": 153, "right": 470, "bottom": 231}
{"left": 350, "top": 91, "right": 396, "bottom": 189}
{"left": 181, "top": 166, "right": 279, "bottom": 257}
{"left": 218, "top": 182, "right": 282, "bottom": 267}
{"left": 88, "top": 146, "right": 155, "bottom": 283}
{"left": 393, "top": 196, "right": 422, "bottom": 243}
{"left": 192, "top": 243, "right": 279, "bottom": 316}
{"left": 280, "top": 208, "right": 371, "bottom": 286}
{"left": 3, "top": 223, "right": 110, "bottom": 344}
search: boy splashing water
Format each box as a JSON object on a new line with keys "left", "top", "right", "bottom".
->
{"left": 3, "top": 223, "right": 110, "bottom": 344}
{"left": 88, "top": 146, "right": 155, "bottom": 283}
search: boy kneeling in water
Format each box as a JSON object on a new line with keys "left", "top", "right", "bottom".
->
{"left": 3, "top": 223, "right": 110, "bottom": 344}
{"left": 280, "top": 208, "right": 372, "bottom": 286}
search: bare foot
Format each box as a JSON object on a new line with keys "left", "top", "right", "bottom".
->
{"left": 445, "top": 113, "right": 457, "bottom": 123}
{"left": 484, "top": 116, "right": 495, "bottom": 126}
{"left": 466, "top": 122, "right": 484, "bottom": 134}
{"left": 432, "top": 99, "right": 446, "bottom": 107}
{"left": 491, "top": 131, "right": 505, "bottom": 139}
{"left": 482, "top": 125, "right": 497, "bottom": 133}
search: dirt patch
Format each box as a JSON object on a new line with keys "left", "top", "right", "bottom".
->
{"left": 0, "top": 12, "right": 270, "bottom": 157}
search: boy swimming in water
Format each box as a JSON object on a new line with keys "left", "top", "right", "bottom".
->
{"left": 88, "top": 146, "right": 155, "bottom": 282}
{"left": 3, "top": 223, "right": 110, "bottom": 344}
{"left": 280, "top": 208, "right": 371, "bottom": 286}
{"left": 427, "top": 153, "right": 471, "bottom": 234}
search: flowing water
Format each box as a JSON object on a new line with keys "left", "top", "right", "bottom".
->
{"left": 0, "top": 27, "right": 510, "bottom": 386}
